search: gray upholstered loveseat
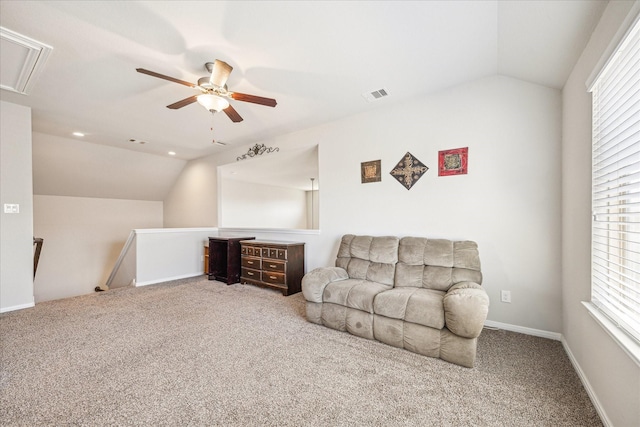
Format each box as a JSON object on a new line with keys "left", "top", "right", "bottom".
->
{"left": 301, "top": 235, "right": 490, "bottom": 367}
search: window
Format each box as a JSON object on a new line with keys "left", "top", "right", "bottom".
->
{"left": 590, "top": 15, "right": 640, "bottom": 345}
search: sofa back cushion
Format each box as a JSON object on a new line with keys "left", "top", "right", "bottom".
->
{"left": 396, "top": 237, "right": 482, "bottom": 291}
{"left": 335, "top": 235, "right": 399, "bottom": 286}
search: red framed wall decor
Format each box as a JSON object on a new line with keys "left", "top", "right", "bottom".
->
{"left": 438, "top": 147, "right": 468, "bottom": 176}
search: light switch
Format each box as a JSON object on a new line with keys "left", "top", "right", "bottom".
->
{"left": 3, "top": 204, "right": 19, "bottom": 213}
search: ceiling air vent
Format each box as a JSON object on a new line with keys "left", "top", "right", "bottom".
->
{"left": 362, "top": 87, "right": 390, "bottom": 103}
{"left": 0, "top": 27, "right": 52, "bottom": 95}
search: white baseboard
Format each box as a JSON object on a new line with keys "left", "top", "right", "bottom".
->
{"left": 483, "top": 320, "right": 562, "bottom": 341}
{"left": 0, "top": 301, "right": 35, "bottom": 313}
{"left": 135, "top": 272, "right": 204, "bottom": 287}
{"left": 561, "top": 337, "right": 612, "bottom": 427}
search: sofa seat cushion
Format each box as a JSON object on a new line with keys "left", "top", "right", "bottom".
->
{"left": 323, "top": 279, "right": 391, "bottom": 314}
{"left": 374, "top": 288, "right": 445, "bottom": 329}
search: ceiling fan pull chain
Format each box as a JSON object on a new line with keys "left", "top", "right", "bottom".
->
{"left": 210, "top": 111, "right": 216, "bottom": 142}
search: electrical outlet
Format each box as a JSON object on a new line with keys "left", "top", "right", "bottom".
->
{"left": 501, "top": 290, "right": 511, "bottom": 303}
{"left": 4, "top": 203, "right": 19, "bottom": 213}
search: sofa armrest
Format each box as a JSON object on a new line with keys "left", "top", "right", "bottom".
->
{"left": 443, "top": 282, "right": 490, "bottom": 338}
{"left": 302, "top": 267, "right": 349, "bottom": 303}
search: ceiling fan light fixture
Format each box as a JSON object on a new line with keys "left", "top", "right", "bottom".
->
{"left": 197, "top": 94, "right": 229, "bottom": 112}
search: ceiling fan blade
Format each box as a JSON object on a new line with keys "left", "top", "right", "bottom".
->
{"left": 230, "top": 92, "right": 277, "bottom": 107}
{"left": 210, "top": 60, "right": 233, "bottom": 88}
{"left": 223, "top": 104, "right": 244, "bottom": 122}
{"left": 136, "top": 68, "right": 196, "bottom": 88}
{"left": 166, "top": 95, "right": 198, "bottom": 109}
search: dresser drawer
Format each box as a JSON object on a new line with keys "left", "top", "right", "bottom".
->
{"left": 263, "top": 248, "right": 287, "bottom": 260}
{"left": 273, "top": 248, "right": 287, "bottom": 260}
{"left": 245, "top": 246, "right": 262, "bottom": 257}
{"left": 263, "top": 260, "right": 285, "bottom": 273}
{"left": 242, "top": 257, "right": 262, "bottom": 269}
{"left": 262, "top": 271, "right": 285, "bottom": 286}
{"left": 241, "top": 268, "right": 261, "bottom": 281}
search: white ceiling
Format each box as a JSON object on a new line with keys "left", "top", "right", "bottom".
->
{"left": 0, "top": 1, "right": 607, "bottom": 164}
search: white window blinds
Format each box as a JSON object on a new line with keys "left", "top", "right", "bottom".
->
{"left": 591, "top": 16, "right": 640, "bottom": 343}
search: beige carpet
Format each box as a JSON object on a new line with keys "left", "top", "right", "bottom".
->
{"left": 0, "top": 276, "right": 601, "bottom": 426}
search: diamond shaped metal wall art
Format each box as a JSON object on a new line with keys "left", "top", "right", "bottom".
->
{"left": 390, "top": 152, "right": 428, "bottom": 190}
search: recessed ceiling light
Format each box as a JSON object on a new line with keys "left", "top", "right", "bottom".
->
{"left": 168, "top": 151, "right": 176, "bottom": 156}
{"left": 72, "top": 132, "right": 85, "bottom": 137}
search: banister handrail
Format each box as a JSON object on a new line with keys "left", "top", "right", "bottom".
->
{"left": 33, "top": 237, "right": 43, "bottom": 279}
{"left": 104, "top": 230, "right": 136, "bottom": 289}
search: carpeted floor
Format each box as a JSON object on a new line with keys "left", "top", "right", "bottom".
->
{"left": 0, "top": 276, "right": 601, "bottom": 426}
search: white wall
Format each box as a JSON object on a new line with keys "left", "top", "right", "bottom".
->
{"left": 220, "top": 179, "right": 307, "bottom": 229}
{"left": 0, "top": 101, "right": 34, "bottom": 312}
{"left": 164, "top": 154, "right": 224, "bottom": 227}
{"left": 165, "top": 74, "right": 563, "bottom": 335}
{"left": 562, "top": 1, "right": 640, "bottom": 426}
{"left": 135, "top": 228, "right": 215, "bottom": 286}
{"left": 33, "top": 195, "right": 163, "bottom": 302}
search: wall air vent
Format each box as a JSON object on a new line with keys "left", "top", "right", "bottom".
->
{"left": 0, "top": 27, "right": 52, "bottom": 95}
{"left": 362, "top": 87, "right": 390, "bottom": 103}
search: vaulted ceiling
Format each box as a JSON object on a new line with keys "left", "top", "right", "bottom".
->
{"left": 1, "top": 1, "right": 607, "bottom": 165}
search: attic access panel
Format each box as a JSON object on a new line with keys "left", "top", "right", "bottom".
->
{"left": 0, "top": 27, "right": 52, "bottom": 95}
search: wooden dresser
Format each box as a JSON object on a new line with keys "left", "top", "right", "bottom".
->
{"left": 240, "top": 240, "right": 305, "bottom": 296}
{"left": 208, "top": 236, "right": 255, "bottom": 285}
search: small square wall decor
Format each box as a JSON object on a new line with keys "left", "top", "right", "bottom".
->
{"left": 361, "top": 160, "right": 381, "bottom": 183}
{"left": 390, "top": 152, "right": 429, "bottom": 190}
{"left": 438, "top": 147, "right": 468, "bottom": 176}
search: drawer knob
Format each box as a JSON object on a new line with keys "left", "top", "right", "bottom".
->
{"left": 248, "top": 272, "right": 253, "bottom": 276}
{"left": 270, "top": 276, "right": 277, "bottom": 279}
{"left": 269, "top": 264, "right": 276, "bottom": 268}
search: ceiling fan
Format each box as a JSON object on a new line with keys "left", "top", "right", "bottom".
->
{"left": 136, "top": 60, "right": 277, "bottom": 123}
